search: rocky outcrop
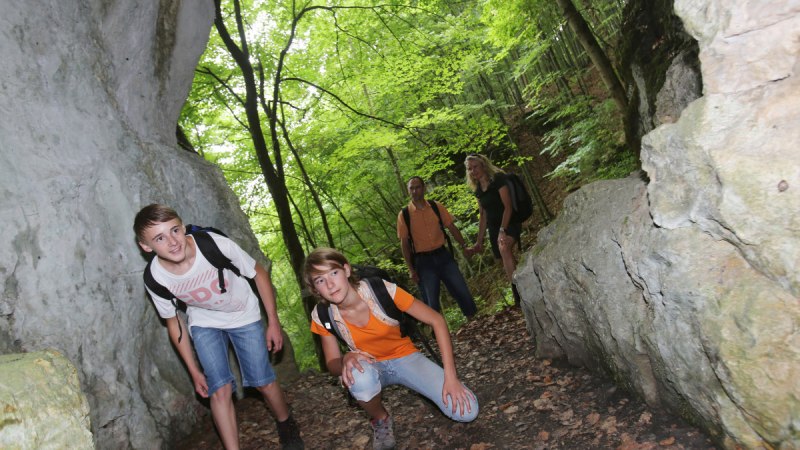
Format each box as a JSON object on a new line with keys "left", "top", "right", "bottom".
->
{"left": 0, "top": 1, "right": 297, "bottom": 448}
{"left": 0, "top": 350, "right": 93, "bottom": 449}
{"left": 518, "top": 1, "right": 799, "bottom": 448}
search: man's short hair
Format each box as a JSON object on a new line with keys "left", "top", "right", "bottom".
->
{"left": 407, "top": 176, "right": 425, "bottom": 185}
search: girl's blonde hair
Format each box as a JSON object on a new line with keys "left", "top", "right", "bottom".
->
{"left": 464, "top": 154, "right": 504, "bottom": 191}
{"left": 303, "top": 248, "right": 359, "bottom": 300}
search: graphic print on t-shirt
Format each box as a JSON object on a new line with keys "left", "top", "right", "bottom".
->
{"left": 171, "top": 268, "right": 247, "bottom": 312}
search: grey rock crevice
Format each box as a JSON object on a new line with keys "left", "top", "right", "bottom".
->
{"left": 519, "top": 2, "right": 800, "bottom": 447}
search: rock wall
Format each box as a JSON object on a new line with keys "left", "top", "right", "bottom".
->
{"left": 517, "top": 1, "right": 799, "bottom": 448}
{"left": 0, "top": 350, "right": 94, "bottom": 448}
{"left": 0, "top": 1, "right": 296, "bottom": 448}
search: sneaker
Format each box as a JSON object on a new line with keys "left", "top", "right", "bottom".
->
{"left": 370, "top": 415, "right": 396, "bottom": 450}
{"left": 276, "top": 414, "right": 304, "bottom": 450}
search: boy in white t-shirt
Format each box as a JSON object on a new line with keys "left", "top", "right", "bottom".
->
{"left": 134, "top": 204, "right": 303, "bottom": 450}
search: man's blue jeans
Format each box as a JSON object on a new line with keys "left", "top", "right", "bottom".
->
{"left": 415, "top": 247, "right": 477, "bottom": 317}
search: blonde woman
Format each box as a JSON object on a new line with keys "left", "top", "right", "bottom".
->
{"left": 464, "top": 154, "right": 521, "bottom": 304}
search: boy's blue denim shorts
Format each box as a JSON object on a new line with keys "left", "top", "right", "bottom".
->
{"left": 190, "top": 320, "right": 276, "bottom": 397}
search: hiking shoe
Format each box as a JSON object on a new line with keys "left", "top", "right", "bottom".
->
{"left": 370, "top": 415, "right": 396, "bottom": 450}
{"left": 276, "top": 414, "right": 304, "bottom": 450}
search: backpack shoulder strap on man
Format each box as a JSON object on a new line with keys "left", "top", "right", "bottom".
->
{"left": 427, "top": 200, "right": 454, "bottom": 254}
{"left": 401, "top": 206, "right": 415, "bottom": 255}
{"left": 403, "top": 202, "right": 454, "bottom": 255}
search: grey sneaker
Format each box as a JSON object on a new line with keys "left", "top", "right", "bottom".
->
{"left": 370, "top": 415, "right": 396, "bottom": 450}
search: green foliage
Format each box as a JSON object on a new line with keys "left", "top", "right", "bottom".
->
{"left": 180, "top": 0, "right": 637, "bottom": 370}
{"left": 538, "top": 97, "right": 634, "bottom": 187}
{"left": 442, "top": 305, "right": 468, "bottom": 331}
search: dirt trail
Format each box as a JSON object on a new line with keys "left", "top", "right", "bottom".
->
{"left": 178, "top": 307, "right": 716, "bottom": 449}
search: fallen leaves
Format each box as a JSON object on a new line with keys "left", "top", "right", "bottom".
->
{"left": 177, "top": 307, "right": 717, "bottom": 450}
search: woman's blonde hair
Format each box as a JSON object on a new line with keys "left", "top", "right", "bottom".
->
{"left": 464, "top": 154, "right": 504, "bottom": 191}
{"left": 303, "top": 248, "right": 359, "bottom": 301}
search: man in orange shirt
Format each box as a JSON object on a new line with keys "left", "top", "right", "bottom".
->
{"left": 397, "top": 177, "right": 477, "bottom": 318}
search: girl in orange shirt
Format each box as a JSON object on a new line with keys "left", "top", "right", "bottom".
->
{"left": 306, "top": 248, "right": 478, "bottom": 450}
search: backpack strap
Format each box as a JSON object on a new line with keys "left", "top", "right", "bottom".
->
{"left": 143, "top": 259, "right": 187, "bottom": 343}
{"left": 364, "top": 277, "right": 442, "bottom": 366}
{"left": 142, "top": 226, "right": 246, "bottom": 343}
{"left": 402, "top": 201, "right": 454, "bottom": 256}
{"left": 143, "top": 259, "right": 174, "bottom": 301}
{"left": 363, "top": 277, "right": 414, "bottom": 338}
{"left": 427, "top": 200, "right": 454, "bottom": 254}
{"left": 190, "top": 230, "right": 240, "bottom": 294}
{"left": 314, "top": 303, "right": 347, "bottom": 346}
{"left": 401, "top": 206, "right": 415, "bottom": 255}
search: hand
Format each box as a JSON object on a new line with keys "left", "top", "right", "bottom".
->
{"left": 441, "top": 376, "right": 475, "bottom": 417}
{"left": 409, "top": 269, "right": 419, "bottom": 284}
{"left": 191, "top": 372, "right": 209, "bottom": 398}
{"left": 339, "top": 351, "right": 375, "bottom": 387}
{"left": 265, "top": 322, "right": 283, "bottom": 353}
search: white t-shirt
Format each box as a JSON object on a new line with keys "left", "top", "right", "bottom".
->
{"left": 146, "top": 234, "right": 262, "bottom": 330}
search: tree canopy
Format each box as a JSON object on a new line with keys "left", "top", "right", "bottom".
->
{"left": 179, "top": 0, "right": 636, "bottom": 369}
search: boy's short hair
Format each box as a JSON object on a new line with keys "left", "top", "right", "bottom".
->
{"left": 133, "top": 204, "right": 182, "bottom": 242}
{"left": 303, "top": 248, "right": 359, "bottom": 298}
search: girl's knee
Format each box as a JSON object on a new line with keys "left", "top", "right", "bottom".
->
{"left": 348, "top": 364, "right": 381, "bottom": 402}
{"left": 448, "top": 398, "right": 479, "bottom": 423}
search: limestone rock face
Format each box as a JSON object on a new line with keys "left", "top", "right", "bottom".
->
{"left": 0, "top": 350, "right": 93, "bottom": 449}
{"left": 0, "top": 1, "right": 296, "bottom": 447}
{"left": 518, "top": 1, "right": 799, "bottom": 448}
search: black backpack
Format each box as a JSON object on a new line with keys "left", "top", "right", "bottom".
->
{"left": 143, "top": 224, "right": 259, "bottom": 342}
{"left": 505, "top": 172, "right": 534, "bottom": 223}
{"left": 401, "top": 200, "right": 454, "bottom": 256}
{"left": 314, "top": 274, "right": 441, "bottom": 366}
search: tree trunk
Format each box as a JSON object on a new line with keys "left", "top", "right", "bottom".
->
{"left": 555, "top": 0, "right": 627, "bottom": 113}
{"left": 214, "top": 0, "right": 325, "bottom": 369}
{"left": 274, "top": 100, "right": 336, "bottom": 248}
{"left": 214, "top": 0, "right": 306, "bottom": 291}
{"left": 287, "top": 190, "right": 316, "bottom": 251}
{"left": 555, "top": 0, "right": 637, "bottom": 153}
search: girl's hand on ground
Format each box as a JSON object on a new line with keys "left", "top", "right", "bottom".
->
{"left": 340, "top": 351, "right": 375, "bottom": 387}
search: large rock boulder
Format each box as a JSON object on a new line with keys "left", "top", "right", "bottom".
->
{"left": 517, "top": 1, "right": 799, "bottom": 448}
{"left": 0, "top": 350, "right": 93, "bottom": 449}
{"left": 0, "top": 1, "right": 297, "bottom": 447}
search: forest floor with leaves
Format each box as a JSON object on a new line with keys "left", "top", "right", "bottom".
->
{"left": 177, "top": 307, "right": 717, "bottom": 450}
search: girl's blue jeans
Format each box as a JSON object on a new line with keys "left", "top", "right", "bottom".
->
{"left": 348, "top": 351, "right": 479, "bottom": 422}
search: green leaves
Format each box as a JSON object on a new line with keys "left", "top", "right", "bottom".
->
{"left": 180, "top": 0, "right": 637, "bottom": 369}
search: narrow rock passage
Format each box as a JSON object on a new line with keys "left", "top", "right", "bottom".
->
{"left": 179, "top": 307, "right": 716, "bottom": 449}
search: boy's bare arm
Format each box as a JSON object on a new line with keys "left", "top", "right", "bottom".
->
{"left": 253, "top": 262, "right": 283, "bottom": 351}
{"left": 166, "top": 316, "right": 208, "bottom": 397}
